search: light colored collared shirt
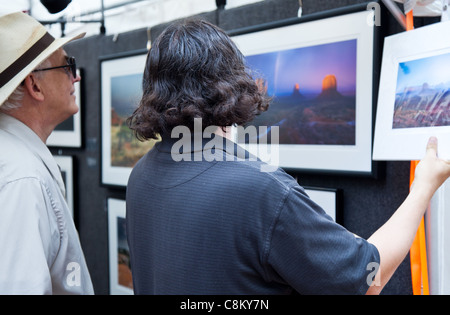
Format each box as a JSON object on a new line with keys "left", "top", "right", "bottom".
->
{"left": 0, "top": 113, "right": 94, "bottom": 295}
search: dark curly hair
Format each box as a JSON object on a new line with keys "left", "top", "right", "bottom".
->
{"left": 127, "top": 19, "right": 270, "bottom": 141}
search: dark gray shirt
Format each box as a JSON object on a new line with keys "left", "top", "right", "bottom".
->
{"left": 126, "top": 134, "right": 379, "bottom": 294}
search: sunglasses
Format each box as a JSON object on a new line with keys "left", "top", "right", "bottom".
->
{"left": 33, "top": 56, "right": 77, "bottom": 78}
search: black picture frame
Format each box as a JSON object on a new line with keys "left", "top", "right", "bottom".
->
{"left": 53, "top": 155, "right": 75, "bottom": 218}
{"left": 229, "top": 2, "right": 382, "bottom": 176}
{"left": 47, "top": 69, "right": 84, "bottom": 148}
{"left": 99, "top": 49, "right": 159, "bottom": 188}
{"left": 304, "top": 186, "right": 343, "bottom": 225}
{"left": 107, "top": 198, "right": 133, "bottom": 295}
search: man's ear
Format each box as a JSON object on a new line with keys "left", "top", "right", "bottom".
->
{"left": 23, "top": 74, "right": 45, "bottom": 102}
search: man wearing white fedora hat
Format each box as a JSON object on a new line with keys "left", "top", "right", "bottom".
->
{"left": 0, "top": 12, "right": 94, "bottom": 294}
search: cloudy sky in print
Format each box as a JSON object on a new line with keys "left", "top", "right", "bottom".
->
{"left": 245, "top": 39, "right": 357, "bottom": 97}
{"left": 396, "top": 51, "right": 450, "bottom": 93}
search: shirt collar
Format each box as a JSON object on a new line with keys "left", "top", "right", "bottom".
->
{"left": 0, "top": 112, "right": 66, "bottom": 196}
{"left": 156, "top": 132, "right": 255, "bottom": 161}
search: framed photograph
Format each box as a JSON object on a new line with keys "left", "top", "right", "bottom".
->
{"left": 304, "top": 186, "right": 342, "bottom": 224}
{"left": 230, "top": 4, "right": 379, "bottom": 175}
{"left": 373, "top": 21, "right": 450, "bottom": 161}
{"left": 108, "top": 198, "right": 133, "bottom": 295}
{"left": 53, "top": 155, "right": 74, "bottom": 218}
{"left": 426, "top": 179, "right": 450, "bottom": 294}
{"left": 100, "top": 50, "right": 159, "bottom": 187}
{"left": 47, "top": 69, "right": 83, "bottom": 148}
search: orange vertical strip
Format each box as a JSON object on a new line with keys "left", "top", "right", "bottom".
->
{"left": 410, "top": 161, "right": 422, "bottom": 295}
{"left": 406, "top": 11, "right": 414, "bottom": 31}
{"left": 410, "top": 159, "right": 430, "bottom": 295}
{"left": 410, "top": 233, "right": 422, "bottom": 294}
{"left": 419, "top": 217, "right": 430, "bottom": 295}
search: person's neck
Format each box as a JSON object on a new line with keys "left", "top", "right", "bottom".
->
{"left": 1, "top": 108, "right": 52, "bottom": 143}
{"left": 214, "top": 126, "right": 233, "bottom": 141}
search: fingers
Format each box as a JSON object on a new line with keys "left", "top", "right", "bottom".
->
{"left": 425, "top": 136, "right": 450, "bottom": 177}
{"left": 426, "top": 136, "right": 438, "bottom": 158}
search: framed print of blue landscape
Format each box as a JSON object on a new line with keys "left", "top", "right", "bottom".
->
{"left": 231, "top": 7, "right": 377, "bottom": 175}
{"left": 374, "top": 20, "right": 450, "bottom": 161}
{"left": 245, "top": 39, "right": 357, "bottom": 146}
{"left": 393, "top": 53, "right": 450, "bottom": 129}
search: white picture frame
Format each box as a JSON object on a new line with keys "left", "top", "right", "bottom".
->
{"left": 108, "top": 198, "right": 134, "bottom": 295}
{"left": 230, "top": 7, "right": 378, "bottom": 175}
{"left": 304, "top": 186, "right": 340, "bottom": 223}
{"left": 373, "top": 21, "right": 450, "bottom": 161}
{"left": 100, "top": 50, "right": 159, "bottom": 187}
{"left": 426, "top": 179, "right": 450, "bottom": 294}
{"left": 47, "top": 69, "right": 82, "bottom": 148}
{"left": 53, "top": 155, "right": 74, "bottom": 218}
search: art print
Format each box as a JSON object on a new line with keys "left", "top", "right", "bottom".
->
{"left": 374, "top": 20, "right": 450, "bottom": 161}
{"left": 245, "top": 39, "right": 357, "bottom": 146}
{"left": 231, "top": 7, "right": 378, "bottom": 175}
{"left": 108, "top": 198, "right": 133, "bottom": 295}
{"left": 101, "top": 51, "right": 159, "bottom": 187}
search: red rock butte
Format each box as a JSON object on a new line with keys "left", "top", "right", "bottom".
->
{"left": 322, "top": 74, "right": 337, "bottom": 92}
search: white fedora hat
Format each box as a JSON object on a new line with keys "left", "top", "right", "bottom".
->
{"left": 0, "top": 11, "right": 85, "bottom": 106}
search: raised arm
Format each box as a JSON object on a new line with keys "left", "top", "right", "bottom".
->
{"left": 366, "top": 137, "right": 450, "bottom": 295}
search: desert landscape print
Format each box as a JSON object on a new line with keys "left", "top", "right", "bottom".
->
{"left": 393, "top": 52, "right": 450, "bottom": 129}
{"left": 245, "top": 39, "right": 357, "bottom": 145}
{"left": 117, "top": 217, "right": 133, "bottom": 290}
{"left": 110, "top": 73, "right": 158, "bottom": 167}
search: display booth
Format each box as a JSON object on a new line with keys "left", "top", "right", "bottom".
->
{"left": 41, "top": 0, "right": 449, "bottom": 294}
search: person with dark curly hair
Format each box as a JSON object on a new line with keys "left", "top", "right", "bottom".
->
{"left": 127, "top": 20, "right": 269, "bottom": 141}
{"left": 125, "top": 19, "right": 450, "bottom": 295}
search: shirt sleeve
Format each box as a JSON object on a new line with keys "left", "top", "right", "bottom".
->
{"left": 266, "top": 185, "right": 380, "bottom": 295}
{"left": 0, "top": 178, "right": 59, "bottom": 294}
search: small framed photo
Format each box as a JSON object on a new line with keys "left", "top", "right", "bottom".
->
{"left": 47, "top": 69, "right": 83, "bottom": 148}
{"left": 304, "top": 186, "right": 342, "bottom": 224}
{"left": 108, "top": 198, "right": 133, "bottom": 295}
{"left": 53, "top": 155, "right": 74, "bottom": 218}
{"left": 100, "top": 50, "right": 159, "bottom": 187}
{"left": 230, "top": 4, "right": 379, "bottom": 175}
{"left": 373, "top": 21, "right": 450, "bottom": 161}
